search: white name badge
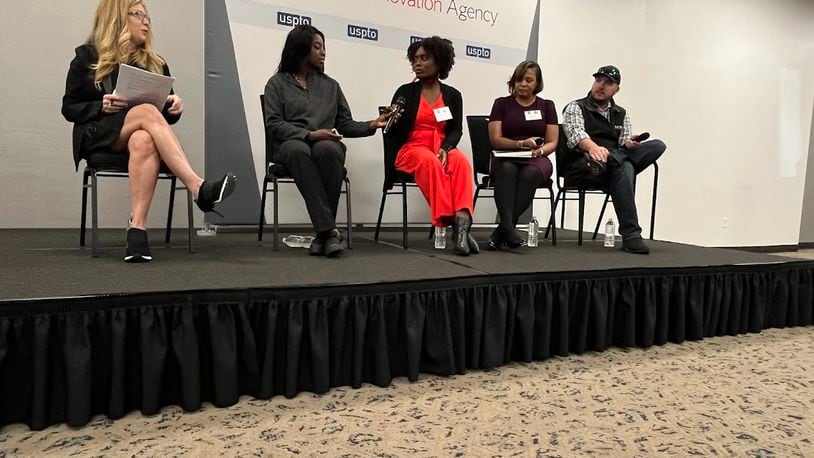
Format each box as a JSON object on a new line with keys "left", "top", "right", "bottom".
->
{"left": 434, "top": 106, "right": 453, "bottom": 122}
{"left": 524, "top": 110, "right": 543, "bottom": 121}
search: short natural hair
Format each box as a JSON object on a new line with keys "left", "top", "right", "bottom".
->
{"left": 507, "top": 61, "right": 544, "bottom": 95}
{"left": 408, "top": 36, "right": 455, "bottom": 80}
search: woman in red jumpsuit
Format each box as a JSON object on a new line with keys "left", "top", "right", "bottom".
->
{"left": 383, "top": 37, "right": 478, "bottom": 255}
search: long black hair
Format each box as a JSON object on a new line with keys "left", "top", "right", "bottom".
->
{"left": 276, "top": 24, "right": 325, "bottom": 74}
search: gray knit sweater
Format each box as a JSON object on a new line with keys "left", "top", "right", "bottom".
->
{"left": 263, "top": 72, "right": 373, "bottom": 148}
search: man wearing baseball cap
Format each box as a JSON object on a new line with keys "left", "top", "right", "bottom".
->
{"left": 560, "top": 65, "right": 666, "bottom": 254}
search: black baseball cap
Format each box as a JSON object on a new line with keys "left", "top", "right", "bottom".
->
{"left": 592, "top": 65, "right": 621, "bottom": 84}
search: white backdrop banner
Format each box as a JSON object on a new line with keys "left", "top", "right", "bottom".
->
{"left": 210, "top": 0, "right": 537, "bottom": 225}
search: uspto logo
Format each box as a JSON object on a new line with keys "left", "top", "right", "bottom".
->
{"left": 466, "top": 45, "right": 491, "bottom": 59}
{"left": 277, "top": 12, "right": 311, "bottom": 27}
{"left": 348, "top": 25, "right": 379, "bottom": 41}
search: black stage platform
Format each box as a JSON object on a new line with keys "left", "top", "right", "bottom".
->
{"left": 1, "top": 228, "right": 812, "bottom": 430}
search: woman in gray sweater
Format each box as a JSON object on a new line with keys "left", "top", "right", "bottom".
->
{"left": 263, "top": 25, "right": 387, "bottom": 258}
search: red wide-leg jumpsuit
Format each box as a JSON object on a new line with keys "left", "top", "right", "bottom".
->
{"left": 395, "top": 95, "right": 474, "bottom": 227}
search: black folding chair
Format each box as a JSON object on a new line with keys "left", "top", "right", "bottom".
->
{"left": 79, "top": 152, "right": 194, "bottom": 257}
{"left": 589, "top": 166, "right": 659, "bottom": 241}
{"left": 257, "top": 95, "right": 353, "bottom": 250}
{"left": 546, "top": 125, "right": 659, "bottom": 244}
{"left": 466, "top": 115, "right": 557, "bottom": 245}
{"left": 373, "top": 127, "right": 434, "bottom": 250}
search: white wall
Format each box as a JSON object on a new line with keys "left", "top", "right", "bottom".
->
{"left": 1, "top": 0, "right": 813, "bottom": 247}
{"left": 0, "top": 0, "right": 204, "bottom": 229}
{"left": 223, "top": 0, "right": 536, "bottom": 226}
{"left": 538, "top": 0, "right": 814, "bottom": 246}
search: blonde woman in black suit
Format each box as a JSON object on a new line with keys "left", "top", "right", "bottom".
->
{"left": 62, "top": 0, "right": 237, "bottom": 262}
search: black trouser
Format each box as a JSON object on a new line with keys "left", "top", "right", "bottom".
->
{"left": 275, "top": 139, "right": 346, "bottom": 234}
{"left": 605, "top": 139, "right": 666, "bottom": 240}
{"left": 492, "top": 160, "right": 545, "bottom": 227}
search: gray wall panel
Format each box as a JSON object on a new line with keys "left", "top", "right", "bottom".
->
{"left": 800, "top": 100, "right": 814, "bottom": 244}
{"left": 204, "top": 0, "right": 261, "bottom": 225}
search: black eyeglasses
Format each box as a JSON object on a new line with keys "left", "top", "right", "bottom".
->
{"left": 128, "top": 11, "right": 151, "bottom": 24}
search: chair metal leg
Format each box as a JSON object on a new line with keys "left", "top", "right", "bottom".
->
{"left": 374, "top": 189, "right": 387, "bottom": 242}
{"left": 186, "top": 189, "right": 194, "bottom": 253}
{"left": 401, "top": 182, "right": 408, "bottom": 249}
{"left": 166, "top": 177, "right": 177, "bottom": 244}
{"left": 344, "top": 177, "right": 353, "bottom": 249}
{"left": 272, "top": 177, "right": 279, "bottom": 251}
{"left": 548, "top": 189, "right": 558, "bottom": 246}
{"left": 650, "top": 163, "right": 659, "bottom": 240}
{"left": 80, "top": 169, "right": 90, "bottom": 247}
{"left": 544, "top": 189, "right": 562, "bottom": 240}
{"left": 473, "top": 185, "right": 481, "bottom": 210}
{"left": 258, "top": 176, "right": 269, "bottom": 241}
{"left": 560, "top": 191, "right": 567, "bottom": 228}
{"left": 91, "top": 172, "right": 99, "bottom": 258}
{"left": 577, "top": 190, "right": 585, "bottom": 246}
{"left": 592, "top": 194, "right": 611, "bottom": 240}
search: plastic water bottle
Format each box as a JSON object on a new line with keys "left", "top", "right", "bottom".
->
{"left": 527, "top": 217, "right": 539, "bottom": 247}
{"left": 604, "top": 219, "right": 616, "bottom": 247}
{"left": 434, "top": 227, "right": 447, "bottom": 249}
{"left": 282, "top": 235, "right": 315, "bottom": 248}
{"left": 197, "top": 223, "right": 217, "bottom": 237}
{"left": 282, "top": 235, "right": 303, "bottom": 247}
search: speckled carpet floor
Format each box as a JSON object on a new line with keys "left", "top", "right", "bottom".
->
{"left": 1, "top": 325, "right": 812, "bottom": 457}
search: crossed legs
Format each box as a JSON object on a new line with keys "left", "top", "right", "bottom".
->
{"left": 112, "top": 104, "right": 203, "bottom": 229}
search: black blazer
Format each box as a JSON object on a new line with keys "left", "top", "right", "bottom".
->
{"left": 382, "top": 81, "right": 463, "bottom": 188}
{"left": 61, "top": 44, "right": 179, "bottom": 169}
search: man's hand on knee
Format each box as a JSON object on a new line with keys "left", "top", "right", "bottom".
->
{"left": 588, "top": 146, "right": 610, "bottom": 163}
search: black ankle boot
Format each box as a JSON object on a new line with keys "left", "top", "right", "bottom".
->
{"left": 453, "top": 216, "right": 470, "bottom": 256}
{"left": 466, "top": 219, "right": 479, "bottom": 254}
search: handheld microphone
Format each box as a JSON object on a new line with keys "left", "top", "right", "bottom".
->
{"left": 383, "top": 96, "right": 406, "bottom": 134}
{"left": 634, "top": 132, "right": 650, "bottom": 142}
{"left": 534, "top": 138, "right": 543, "bottom": 147}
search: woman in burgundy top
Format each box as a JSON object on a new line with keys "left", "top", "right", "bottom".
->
{"left": 487, "top": 61, "right": 558, "bottom": 249}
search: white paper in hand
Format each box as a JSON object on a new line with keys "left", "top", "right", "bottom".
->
{"left": 114, "top": 64, "right": 175, "bottom": 111}
{"left": 492, "top": 150, "right": 534, "bottom": 158}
